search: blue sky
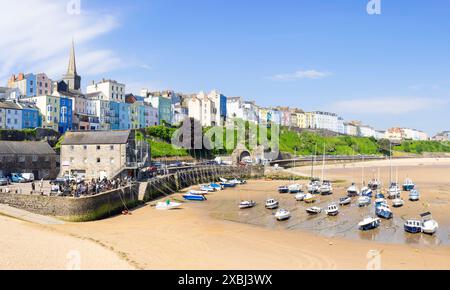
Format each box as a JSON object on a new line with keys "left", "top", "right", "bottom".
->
{"left": 1, "top": 0, "right": 449, "bottom": 135}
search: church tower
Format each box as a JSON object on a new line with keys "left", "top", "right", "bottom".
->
{"left": 62, "top": 39, "right": 81, "bottom": 91}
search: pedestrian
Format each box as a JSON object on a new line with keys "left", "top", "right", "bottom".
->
{"left": 31, "top": 182, "right": 36, "bottom": 192}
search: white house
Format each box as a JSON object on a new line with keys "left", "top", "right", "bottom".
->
{"left": 87, "top": 79, "right": 126, "bottom": 103}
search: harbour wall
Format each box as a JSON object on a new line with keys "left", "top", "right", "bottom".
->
{"left": 0, "top": 166, "right": 264, "bottom": 222}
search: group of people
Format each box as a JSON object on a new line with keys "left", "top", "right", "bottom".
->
{"left": 45, "top": 176, "right": 133, "bottom": 197}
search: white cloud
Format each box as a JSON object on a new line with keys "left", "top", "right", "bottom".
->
{"left": 0, "top": 0, "right": 121, "bottom": 83}
{"left": 331, "top": 97, "right": 448, "bottom": 115}
{"left": 271, "top": 70, "right": 332, "bottom": 80}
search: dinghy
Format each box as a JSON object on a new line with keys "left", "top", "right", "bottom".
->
{"left": 392, "top": 198, "right": 405, "bottom": 208}
{"left": 200, "top": 185, "right": 215, "bottom": 192}
{"left": 156, "top": 200, "right": 183, "bottom": 210}
{"left": 288, "top": 184, "right": 302, "bottom": 194}
{"left": 402, "top": 178, "right": 415, "bottom": 191}
{"left": 375, "top": 204, "right": 393, "bottom": 219}
{"left": 319, "top": 181, "right": 333, "bottom": 195}
{"left": 404, "top": 220, "right": 422, "bottom": 234}
{"left": 306, "top": 207, "right": 322, "bottom": 215}
{"left": 357, "top": 196, "right": 371, "bottom": 207}
{"left": 239, "top": 200, "right": 256, "bottom": 209}
{"left": 210, "top": 183, "right": 224, "bottom": 190}
{"left": 265, "top": 199, "right": 279, "bottom": 210}
{"left": 339, "top": 197, "right": 352, "bottom": 206}
{"left": 295, "top": 192, "right": 306, "bottom": 201}
{"left": 275, "top": 209, "right": 291, "bottom": 221}
{"left": 421, "top": 212, "right": 439, "bottom": 235}
{"left": 189, "top": 190, "right": 209, "bottom": 195}
{"left": 325, "top": 204, "right": 339, "bottom": 216}
{"left": 359, "top": 217, "right": 381, "bottom": 231}
{"left": 368, "top": 179, "right": 381, "bottom": 191}
{"left": 303, "top": 193, "right": 316, "bottom": 203}
{"left": 388, "top": 182, "right": 401, "bottom": 199}
{"left": 183, "top": 193, "right": 207, "bottom": 201}
{"left": 278, "top": 185, "right": 289, "bottom": 194}
{"left": 409, "top": 189, "right": 420, "bottom": 201}
{"left": 347, "top": 183, "right": 359, "bottom": 197}
{"left": 221, "top": 182, "right": 237, "bottom": 188}
{"left": 230, "top": 178, "right": 246, "bottom": 185}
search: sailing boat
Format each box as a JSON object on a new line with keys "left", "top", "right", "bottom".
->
{"left": 307, "top": 144, "right": 320, "bottom": 194}
{"left": 347, "top": 150, "right": 359, "bottom": 197}
{"left": 387, "top": 143, "right": 400, "bottom": 199}
{"left": 319, "top": 143, "right": 333, "bottom": 195}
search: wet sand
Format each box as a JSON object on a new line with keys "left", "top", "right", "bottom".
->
{"left": 2, "top": 158, "right": 450, "bottom": 269}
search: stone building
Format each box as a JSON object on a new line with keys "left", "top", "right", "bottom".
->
{"left": 60, "top": 130, "right": 148, "bottom": 180}
{"left": 0, "top": 141, "right": 57, "bottom": 179}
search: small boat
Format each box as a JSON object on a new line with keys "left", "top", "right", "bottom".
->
{"left": 375, "top": 191, "right": 385, "bottom": 199}
{"left": 359, "top": 217, "right": 381, "bottom": 231}
{"left": 307, "top": 181, "right": 320, "bottom": 194}
{"left": 357, "top": 196, "right": 371, "bottom": 207}
{"left": 295, "top": 192, "right": 306, "bottom": 201}
{"left": 239, "top": 200, "right": 256, "bottom": 209}
{"left": 374, "top": 198, "right": 387, "bottom": 207}
{"left": 183, "top": 193, "right": 207, "bottom": 201}
{"left": 210, "top": 183, "right": 224, "bottom": 190}
{"left": 156, "top": 200, "right": 183, "bottom": 210}
{"left": 288, "top": 184, "right": 302, "bottom": 194}
{"left": 375, "top": 204, "right": 393, "bottom": 219}
{"left": 368, "top": 179, "right": 381, "bottom": 191}
{"left": 325, "top": 204, "right": 339, "bottom": 216}
{"left": 392, "top": 198, "right": 404, "bottom": 208}
{"left": 404, "top": 220, "right": 422, "bottom": 234}
{"left": 347, "top": 183, "right": 359, "bottom": 197}
{"left": 421, "top": 212, "right": 439, "bottom": 235}
{"left": 230, "top": 178, "right": 246, "bottom": 185}
{"left": 409, "top": 189, "right": 420, "bottom": 201}
{"left": 339, "top": 197, "right": 352, "bottom": 206}
{"left": 265, "top": 199, "right": 279, "bottom": 210}
{"left": 278, "top": 186, "right": 289, "bottom": 194}
{"left": 388, "top": 182, "right": 401, "bottom": 199}
{"left": 361, "top": 187, "right": 373, "bottom": 198}
{"left": 189, "top": 190, "right": 209, "bottom": 195}
{"left": 275, "top": 209, "right": 291, "bottom": 221}
{"left": 402, "top": 178, "right": 415, "bottom": 191}
{"left": 221, "top": 182, "right": 237, "bottom": 188}
{"left": 200, "top": 185, "right": 216, "bottom": 192}
{"left": 219, "top": 178, "right": 228, "bottom": 183}
{"left": 306, "top": 207, "right": 322, "bottom": 215}
{"left": 303, "top": 193, "right": 316, "bottom": 203}
{"left": 319, "top": 181, "right": 333, "bottom": 195}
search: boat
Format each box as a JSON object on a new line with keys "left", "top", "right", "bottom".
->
{"left": 230, "top": 178, "right": 246, "bottom": 185}
{"left": 200, "top": 185, "right": 215, "bottom": 192}
{"left": 295, "top": 192, "right": 306, "bottom": 201}
{"left": 357, "top": 196, "right": 371, "bottom": 207}
{"left": 265, "top": 199, "right": 279, "bottom": 210}
{"left": 402, "top": 178, "right": 415, "bottom": 191}
{"left": 359, "top": 217, "right": 381, "bottom": 231}
{"left": 404, "top": 220, "right": 422, "bottom": 234}
{"left": 347, "top": 183, "right": 359, "bottom": 197}
{"left": 325, "top": 204, "right": 339, "bottom": 216}
{"left": 409, "top": 189, "right": 420, "bottom": 201}
{"left": 319, "top": 181, "right": 333, "bottom": 195}
{"left": 210, "top": 183, "right": 224, "bottom": 190}
{"left": 219, "top": 178, "right": 228, "bottom": 183}
{"left": 421, "top": 212, "right": 439, "bottom": 235}
{"left": 361, "top": 187, "right": 373, "bottom": 198}
{"left": 375, "top": 191, "right": 385, "bottom": 199}
{"left": 278, "top": 186, "right": 289, "bottom": 194}
{"left": 388, "top": 182, "right": 401, "bottom": 199}
{"left": 221, "top": 182, "right": 237, "bottom": 188}
{"left": 303, "top": 193, "right": 316, "bottom": 203}
{"left": 368, "top": 179, "right": 381, "bottom": 191}
{"left": 275, "top": 209, "right": 291, "bottom": 221}
{"left": 239, "top": 200, "right": 256, "bottom": 209}
{"left": 307, "top": 181, "right": 320, "bottom": 194}
{"left": 375, "top": 204, "right": 393, "bottom": 219}
{"left": 306, "top": 207, "right": 322, "bottom": 215}
{"left": 183, "top": 193, "right": 207, "bottom": 201}
{"left": 339, "top": 197, "right": 352, "bottom": 206}
{"left": 392, "top": 198, "right": 404, "bottom": 208}
{"left": 189, "top": 190, "right": 209, "bottom": 195}
{"left": 156, "top": 200, "right": 183, "bottom": 210}
{"left": 374, "top": 198, "right": 387, "bottom": 207}
{"left": 288, "top": 184, "right": 302, "bottom": 194}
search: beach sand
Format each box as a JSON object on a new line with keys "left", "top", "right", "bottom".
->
{"left": 2, "top": 158, "right": 450, "bottom": 269}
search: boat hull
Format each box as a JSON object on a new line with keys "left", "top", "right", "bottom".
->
{"left": 404, "top": 225, "right": 422, "bottom": 234}
{"left": 359, "top": 221, "right": 381, "bottom": 231}
{"left": 183, "top": 195, "right": 206, "bottom": 201}
{"left": 403, "top": 185, "right": 415, "bottom": 191}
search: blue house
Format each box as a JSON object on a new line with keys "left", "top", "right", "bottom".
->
{"left": 19, "top": 102, "right": 40, "bottom": 129}
{"left": 119, "top": 102, "right": 131, "bottom": 130}
{"left": 58, "top": 97, "right": 73, "bottom": 133}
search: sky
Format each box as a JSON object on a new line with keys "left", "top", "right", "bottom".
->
{"left": 0, "top": 0, "right": 449, "bottom": 135}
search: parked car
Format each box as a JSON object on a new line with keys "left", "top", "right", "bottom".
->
{"left": 9, "top": 173, "right": 25, "bottom": 183}
{"left": 0, "top": 175, "right": 10, "bottom": 186}
{"left": 21, "top": 173, "right": 35, "bottom": 182}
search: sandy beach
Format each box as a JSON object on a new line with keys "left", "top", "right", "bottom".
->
{"left": 1, "top": 157, "right": 450, "bottom": 270}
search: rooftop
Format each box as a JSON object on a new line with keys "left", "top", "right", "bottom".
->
{"left": 61, "top": 130, "right": 132, "bottom": 145}
{"left": 0, "top": 141, "right": 56, "bottom": 155}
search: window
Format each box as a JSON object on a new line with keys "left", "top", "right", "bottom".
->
{"left": 70, "top": 145, "right": 75, "bottom": 150}
{"left": 110, "top": 158, "right": 115, "bottom": 164}
{"left": 32, "top": 155, "right": 38, "bottom": 162}
{"left": 97, "top": 145, "right": 101, "bottom": 150}
{"left": 18, "top": 156, "right": 25, "bottom": 162}
{"left": 84, "top": 158, "right": 88, "bottom": 163}
{"left": 110, "top": 145, "right": 114, "bottom": 150}
{"left": 97, "top": 158, "right": 101, "bottom": 163}
{"left": 70, "top": 157, "right": 74, "bottom": 163}
{"left": 83, "top": 145, "right": 87, "bottom": 150}
{"left": 45, "top": 156, "right": 50, "bottom": 162}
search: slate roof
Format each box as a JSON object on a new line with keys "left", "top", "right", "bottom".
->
{"left": 0, "top": 101, "right": 21, "bottom": 110}
{"left": 0, "top": 141, "right": 56, "bottom": 155}
{"left": 61, "top": 130, "right": 131, "bottom": 145}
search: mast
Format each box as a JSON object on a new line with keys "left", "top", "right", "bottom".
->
{"left": 321, "top": 143, "right": 326, "bottom": 182}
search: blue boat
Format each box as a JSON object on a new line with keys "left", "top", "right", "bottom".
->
{"left": 278, "top": 186, "right": 289, "bottom": 194}
{"left": 210, "top": 183, "right": 223, "bottom": 190}
{"left": 361, "top": 187, "right": 373, "bottom": 198}
{"left": 183, "top": 193, "right": 207, "bottom": 201}
{"left": 409, "top": 189, "right": 420, "bottom": 201}
{"left": 359, "top": 217, "right": 381, "bottom": 231}
{"left": 403, "top": 178, "right": 415, "bottom": 191}
{"left": 404, "top": 220, "right": 422, "bottom": 234}
{"left": 221, "top": 182, "right": 237, "bottom": 188}
{"left": 375, "top": 192, "right": 385, "bottom": 199}
{"left": 375, "top": 204, "right": 393, "bottom": 219}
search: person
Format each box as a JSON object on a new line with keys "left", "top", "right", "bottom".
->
{"left": 31, "top": 182, "right": 36, "bottom": 192}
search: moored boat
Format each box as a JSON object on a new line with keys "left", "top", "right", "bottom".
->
{"left": 288, "top": 184, "right": 302, "bottom": 194}
{"left": 347, "top": 183, "right": 359, "bottom": 197}
{"left": 375, "top": 204, "right": 393, "bottom": 219}
{"left": 221, "top": 182, "right": 237, "bottom": 188}
{"left": 325, "top": 204, "right": 339, "bottom": 216}
{"left": 265, "top": 199, "right": 279, "bottom": 210}
{"left": 307, "top": 181, "right": 320, "bottom": 194}
{"left": 368, "top": 179, "right": 381, "bottom": 191}
{"left": 361, "top": 187, "right": 373, "bottom": 198}
{"left": 200, "top": 185, "right": 216, "bottom": 192}
{"left": 210, "top": 183, "right": 224, "bottom": 190}
{"left": 409, "top": 189, "right": 420, "bottom": 201}
{"left": 392, "top": 198, "right": 404, "bottom": 208}
{"left": 306, "top": 207, "right": 322, "bottom": 215}
{"left": 339, "top": 197, "right": 352, "bottom": 206}
{"left": 319, "top": 181, "right": 333, "bottom": 195}
{"left": 189, "top": 190, "right": 209, "bottom": 195}
{"left": 388, "top": 182, "right": 401, "bottom": 199}
{"left": 421, "top": 212, "right": 439, "bottom": 235}
{"left": 275, "top": 209, "right": 291, "bottom": 221}
{"left": 402, "top": 178, "right": 415, "bottom": 191}
{"left": 295, "top": 192, "right": 306, "bottom": 201}
{"left": 239, "top": 200, "right": 256, "bottom": 209}
{"left": 183, "top": 193, "right": 207, "bottom": 201}
{"left": 404, "top": 220, "right": 422, "bottom": 234}
{"left": 357, "top": 196, "right": 371, "bottom": 207}
{"left": 278, "top": 186, "right": 289, "bottom": 194}
{"left": 156, "top": 200, "right": 183, "bottom": 210}
{"left": 359, "top": 217, "right": 381, "bottom": 231}
{"left": 303, "top": 193, "right": 316, "bottom": 203}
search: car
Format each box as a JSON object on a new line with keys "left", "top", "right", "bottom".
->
{"left": 0, "top": 175, "right": 10, "bottom": 186}
{"left": 9, "top": 173, "right": 25, "bottom": 183}
{"left": 21, "top": 173, "right": 35, "bottom": 182}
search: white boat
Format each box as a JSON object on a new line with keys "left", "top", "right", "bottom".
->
{"left": 189, "top": 190, "right": 209, "bottom": 195}
{"left": 368, "top": 179, "right": 381, "bottom": 190}
{"left": 421, "top": 212, "right": 439, "bottom": 235}
{"left": 388, "top": 182, "right": 401, "bottom": 199}
{"left": 303, "top": 193, "right": 316, "bottom": 203}
{"left": 275, "top": 209, "right": 291, "bottom": 221}
{"left": 288, "top": 184, "right": 302, "bottom": 194}
{"left": 359, "top": 217, "right": 381, "bottom": 231}
{"left": 319, "top": 181, "right": 333, "bottom": 195}
{"left": 357, "top": 196, "right": 371, "bottom": 207}
{"left": 409, "top": 189, "right": 420, "bottom": 201}
{"left": 265, "top": 199, "right": 279, "bottom": 209}
{"left": 325, "top": 204, "right": 339, "bottom": 216}
{"left": 295, "top": 192, "right": 306, "bottom": 201}
{"left": 361, "top": 186, "right": 373, "bottom": 197}
{"left": 230, "top": 178, "right": 246, "bottom": 185}
{"left": 219, "top": 178, "right": 228, "bottom": 183}
{"left": 200, "top": 185, "right": 216, "bottom": 192}
{"left": 347, "top": 183, "right": 359, "bottom": 197}
{"left": 306, "top": 207, "right": 322, "bottom": 215}
{"left": 339, "top": 197, "right": 352, "bottom": 206}
{"left": 392, "top": 198, "right": 404, "bottom": 208}
{"left": 155, "top": 200, "right": 183, "bottom": 210}
{"left": 239, "top": 200, "right": 256, "bottom": 209}
{"left": 307, "top": 181, "right": 320, "bottom": 194}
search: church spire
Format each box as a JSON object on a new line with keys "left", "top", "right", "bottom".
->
{"left": 62, "top": 38, "right": 81, "bottom": 91}
{"left": 67, "top": 38, "right": 77, "bottom": 75}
